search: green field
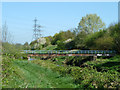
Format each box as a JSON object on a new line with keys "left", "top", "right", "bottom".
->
{"left": 2, "top": 55, "right": 120, "bottom": 88}
{"left": 2, "top": 59, "right": 78, "bottom": 88}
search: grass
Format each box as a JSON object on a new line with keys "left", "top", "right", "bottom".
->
{"left": 2, "top": 55, "right": 120, "bottom": 88}
{"left": 31, "top": 55, "right": 120, "bottom": 89}
{"left": 2, "top": 59, "right": 78, "bottom": 88}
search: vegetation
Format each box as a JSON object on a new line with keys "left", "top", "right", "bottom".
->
{"left": 78, "top": 14, "right": 105, "bottom": 33}
{"left": 32, "top": 56, "right": 120, "bottom": 89}
{"left": 2, "top": 13, "right": 120, "bottom": 89}
{"left": 18, "top": 14, "right": 120, "bottom": 53}
{"left": 43, "top": 45, "right": 57, "bottom": 50}
{"left": 2, "top": 57, "right": 77, "bottom": 88}
{"left": 2, "top": 42, "right": 24, "bottom": 59}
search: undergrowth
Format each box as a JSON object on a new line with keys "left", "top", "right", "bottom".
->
{"left": 32, "top": 55, "right": 120, "bottom": 89}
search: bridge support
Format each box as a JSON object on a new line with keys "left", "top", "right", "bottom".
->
{"left": 93, "top": 55, "right": 97, "bottom": 60}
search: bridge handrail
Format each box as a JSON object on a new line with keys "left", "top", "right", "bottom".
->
{"left": 23, "top": 50, "right": 116, "bottom": 54}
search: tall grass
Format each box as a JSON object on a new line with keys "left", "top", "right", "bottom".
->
{"left": 32, "top": 55, "right": 120, "bottom": 89}
{"left": 2, "top": 57, "right": 78, "bottom": 88}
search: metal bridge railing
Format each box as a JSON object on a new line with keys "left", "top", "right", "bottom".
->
{"left": 23, "top": 50, "right": 116, "bottom": 54}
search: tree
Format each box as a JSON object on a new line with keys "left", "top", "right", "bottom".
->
{"left": 30, "top": 40, "right": 37, "bottom": 50}
{"left": 44, "top": 36, "right": 53, "bottom": 47}
{"left": 94, "top": 35, "right": 114, "bottom": 50}
{"left": 24, "top": 42, "right": 29, "bottom": 46}
{"left": 85, "top": 30, "right": 106, "bottom": 49}
{"left": 108, "top": 23, "right": 120, "bottom": 53}
{"left": 23, "top": 42, "right": 30, "bottom": 50}
{"left": 74, "top": 31, "right": 87, "bottom": 49}
{"left": 51, "top": 30, "right": 75, "bottom": 45}
{"left": 56, "top": 40, "right": 65, "bottom": 50}
{"left": 78, "top": 14, "right": 105, "bottom": 34}
{"left": 65, "top": 40, "right": 75, "bottom": 50}
{"left": 2, "top": 22, "right": 13, "bottom": 43}
{"left": 51, "top": 33, "right": 60, "bottom": 45}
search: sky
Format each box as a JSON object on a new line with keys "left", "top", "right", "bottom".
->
{"left": 2, "top": 2, "right": 118, "bottom": 44}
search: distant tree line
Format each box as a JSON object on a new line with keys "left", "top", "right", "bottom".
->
{"left": 22, "top": 14, "right": 120, "bottom": 54}
{"left": 49, "top": 14, "right": 120, "bottom": 53}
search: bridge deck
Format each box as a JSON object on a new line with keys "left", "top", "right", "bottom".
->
{"left": 28, "top": 53, "right": 115, "bottom": 57}
{"left": 24, "top": 50, "right": 116, "bottom": 54}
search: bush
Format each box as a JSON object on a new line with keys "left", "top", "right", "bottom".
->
{"left": 65, "top": 56, "right": 92, "bottom": 66}
{"left": 2, "top": 56, "right": 14, "bottom": 85}
{"left": 2, "top": 42, "right": 23, "bottom": 59}
{"left": 32, "top": 59, "right": 120, "bottom": 89}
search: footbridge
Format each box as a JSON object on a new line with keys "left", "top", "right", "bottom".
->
{"left": 23, "top": 50, "right": 116, "bottom": 59}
